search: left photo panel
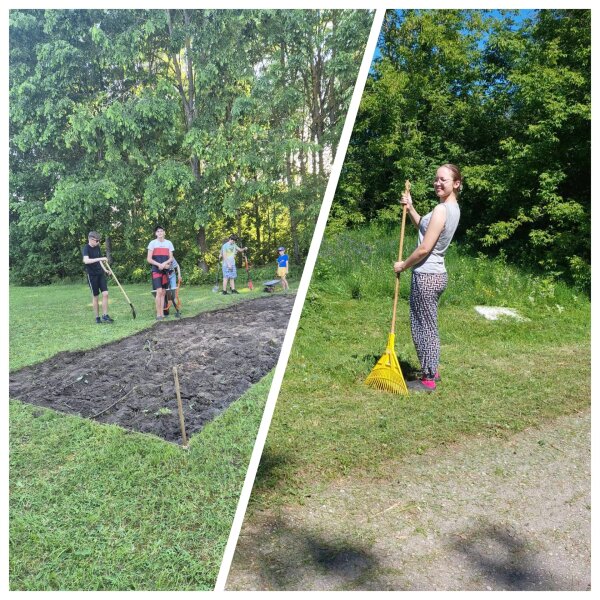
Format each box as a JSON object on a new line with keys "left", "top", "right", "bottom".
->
{"left": 7, "top": 8, "right": 374, "bottom": 590}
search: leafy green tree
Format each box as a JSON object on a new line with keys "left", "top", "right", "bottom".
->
{"left": 9, "top": 9, "right": 372, "bottom": 284}
{"left": 333, "top": 9, "right": 590, "bottom": 290}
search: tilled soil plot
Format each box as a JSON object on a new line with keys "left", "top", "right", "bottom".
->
{"left": 10, "top": 294, "right": 294, "bottom": 444}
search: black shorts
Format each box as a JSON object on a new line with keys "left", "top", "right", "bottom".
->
{"left": 87, "top": 272, "right": 108, "bottom": 297}
{"left": 152, "top": 270, "right": 169, "bottom": 290}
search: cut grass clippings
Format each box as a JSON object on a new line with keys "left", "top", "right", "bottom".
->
{"left": 9, "top": 281, "right": 288, "bottom": 590}
{"left": 249, "top": 225, "right": 591, "bottom": 506}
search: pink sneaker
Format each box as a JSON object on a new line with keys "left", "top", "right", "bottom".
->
{"left": 416, "top": 371, "right": 441, "bottom": 382}
{"left": 407, "top": 378, "right": 436, "bottom": 393}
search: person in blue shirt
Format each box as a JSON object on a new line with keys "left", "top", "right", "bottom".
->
{"left": 167, "top": 257, "right": 180, "bottom": 294}
{"left": 276, "top": 246, "right": 289, "bottom": 292}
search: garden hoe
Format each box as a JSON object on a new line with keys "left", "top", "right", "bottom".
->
{"left": 364, "top": 180, "right": 410, "bottom": 395}
{"left": 100, "top": 260, "right": 137, "bottom": 319}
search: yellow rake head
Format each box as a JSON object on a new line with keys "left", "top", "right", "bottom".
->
{"left": 365, "top": 334, "right": 408, "bottom": 395}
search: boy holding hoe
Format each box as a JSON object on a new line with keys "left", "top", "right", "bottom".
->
{"left": 82, "top": 231, "right": 114, "bottom": 324}
{"left": 166, "top": 256, "right": 181, "bottom": 318}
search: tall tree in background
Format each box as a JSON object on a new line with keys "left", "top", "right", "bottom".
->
{"left": 333, "top": 9, "right": 590, "bottom": 290}
{"left": 9, "top": 9, "right": 372, "bottom": 284}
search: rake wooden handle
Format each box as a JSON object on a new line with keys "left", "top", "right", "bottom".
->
{"left": 390, "top": 180, "right": 410, "bottom": 335}
{"left": 100, "top": 260, "right": 133, "bottom": 304}
{"left": 100, "top": 259, "right": 137, "bottom": 318}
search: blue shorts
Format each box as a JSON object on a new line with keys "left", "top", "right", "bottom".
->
{"left": 222, "top": 263, "right": 237, "bottom": 279}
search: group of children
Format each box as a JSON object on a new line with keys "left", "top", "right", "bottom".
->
{"left": 82, "top": 228, "right": 289, "bottom": 323}
{"left": 219, "top": 234, "right": 289, "bottom": 294}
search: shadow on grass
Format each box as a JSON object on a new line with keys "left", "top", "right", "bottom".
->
{"left": 233, "top": 516, "right": 383, "bottom": 591}
{"left": 358, "top": 353, "right": 420, "bottom": 381}
{"left": 251, "top": 448, "right": 297, "bottom": 494}
{"left": 452, "top": 521, "right": 563, "bottom": 590}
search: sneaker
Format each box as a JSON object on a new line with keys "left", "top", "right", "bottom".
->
{"left": 231, "top": 289, "right": 239, "bottom": 294}
{"left": 96, "top": 317, "right": 102, "bottom": 324}
{"left": 102, "top": 314, "right": 114, "bottom": 323}
{"left": 222, "top": 291, "right": 228, "bottom": 295}
{"left": 416, "top": 371, "right": 441, "bottom": 382}
{"left": 407, "top": 378, "right": 436, "bottom": 393}
{"left": 156, "top": 316, "right": 164, "bottom": 321}
{"left": 175, "top": 311, "right": 181, "bottom": 318}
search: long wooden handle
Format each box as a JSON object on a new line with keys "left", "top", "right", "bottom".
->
{"left": 390, "top": 180, "right": 411, "bottom": 335}
{"left": 101, "top": 260, "right": 133, "bottom": 305}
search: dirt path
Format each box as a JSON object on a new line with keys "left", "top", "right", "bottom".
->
{"left": 227, "top": 410, "right": 590, "bottom": 591}
{"left": 9, "top": 294, "right": 294, "bottom": 444}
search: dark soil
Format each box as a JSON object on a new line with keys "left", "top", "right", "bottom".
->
{"left": 9, "top": 294, "right": 294, "bottom": 444}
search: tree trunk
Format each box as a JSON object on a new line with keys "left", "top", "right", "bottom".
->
{"left": 196, "top": 228, "right": 208, "bottom": 272}
{"left": 290, "top": 210, "right": 300, "bottom": 263}
{"left": 254, "top": 193, "right": 262, "bottom": 261}
{"left": 105, "top": 236, "right": 112, "bottom": 264}
{"left": 329, "top": 15, "right": 338, "bottom": 160}
{"left": 167, "top": 10, "right": 208, "bottom": 272}
{"left": 190, "top": 156, "right": 208, "bottom": 271}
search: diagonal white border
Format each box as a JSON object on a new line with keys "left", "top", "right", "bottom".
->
{"left": 4, "top": 4, "right": 594, "bottom": 597}
{"left": 213, "top": 8, "right": 386, "bottom": 592}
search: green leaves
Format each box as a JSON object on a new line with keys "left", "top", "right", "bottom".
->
{"left": 10, "top": 9, "right": 371, "bottom": 280}
{"left": 336, "top": 9, "right": 590, "bottom": 292}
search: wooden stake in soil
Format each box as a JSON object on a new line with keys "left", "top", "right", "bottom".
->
{"left": 173, "top": 366, "right": 188, "bottom": 448}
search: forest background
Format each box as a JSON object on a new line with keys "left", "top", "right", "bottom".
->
{"left": 331, "top": 9, "right": 590, "bottom": 293}
{"left": 9, "top": 9, "right": 372, "bottom": 285}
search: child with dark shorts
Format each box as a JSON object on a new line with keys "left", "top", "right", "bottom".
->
{"left": 147, "top": 225, "right": 174, "bottom": 320}
{"left": 82, "top": 231, "right": 114, "bottom": 324}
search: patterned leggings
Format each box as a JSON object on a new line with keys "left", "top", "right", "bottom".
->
{"left": 409, "top": 272, "right": 448, "bottom": 379}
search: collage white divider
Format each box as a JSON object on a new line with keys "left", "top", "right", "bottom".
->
{"left": 214, "top": 8, "right": 386, "bottom": 591}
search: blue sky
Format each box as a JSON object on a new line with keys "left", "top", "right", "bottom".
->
{"left": 371, "top": 9, "right": 538, "bottom": 63}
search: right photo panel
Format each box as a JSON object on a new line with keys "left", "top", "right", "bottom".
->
{"left": 227, "top": 8, "right": 591, "bottom": 591}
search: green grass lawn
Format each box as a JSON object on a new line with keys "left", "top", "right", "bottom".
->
{"left": 250, "top": 225, "right": 591, "bottom": 505}
{"left": 9, "top": 279, "right": 295, "bottom": 590}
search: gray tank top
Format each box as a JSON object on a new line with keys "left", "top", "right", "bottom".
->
{"left": 413, "top": 202, "right": 460, "bottom": 274}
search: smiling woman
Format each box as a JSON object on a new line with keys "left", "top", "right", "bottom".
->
{"left": 393, "top": 164, "right": 461, "bottom": 392}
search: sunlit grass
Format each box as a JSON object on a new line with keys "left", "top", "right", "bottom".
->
{"left": 250, "top": 224, "right": 590, "bottom": 505}
{"left": 8, "top": 279, "right": 288, "bottom": 590}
